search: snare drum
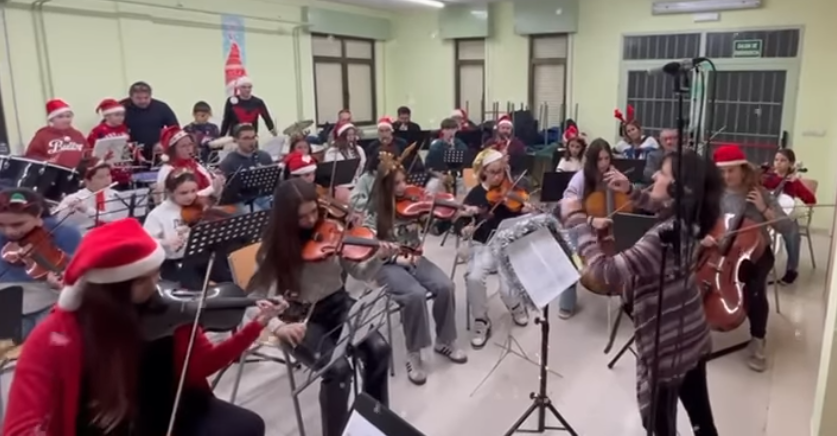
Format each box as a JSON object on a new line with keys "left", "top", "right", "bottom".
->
{"left": 45, "top": 163, "right": 81, "bottom": 202}
{"left": 0, "top": 157, "right": 80, "bottom": 202}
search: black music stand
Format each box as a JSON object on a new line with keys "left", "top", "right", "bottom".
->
{"left": 345, "top": 393, "right": 426, "bottom": 436}
{"left": 540, "top": 171, "right": 576, "bottom": 203}
{"left": 219, "top": 164, "right": 282, "bottom": 212}
{"left": 394, "top": 129, "right": 430, "bottom": 148}
{"left": 0, "top": 286, "right": 23, "bottom": 345}
{"left": 612, "top": 159, "right": 646, "bottom": 184}
{"left": 315, "top": 159, "right": 360, "bottom": 190}
{"left": 406, "top": 172, "right": 429, "bottom": 187}
{"left": 455, "top": 130, "right": 483, "bottom": 150}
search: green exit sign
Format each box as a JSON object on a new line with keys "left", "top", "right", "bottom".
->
{"left": 733, "top": 39, "right": 763, "bottom": 58}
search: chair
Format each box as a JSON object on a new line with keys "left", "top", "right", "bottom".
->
{"left": 799, "top": 178, "right": 819, "bottom": 270}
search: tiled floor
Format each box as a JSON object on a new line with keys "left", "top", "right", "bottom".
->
{"left": 0, "top": 232, "right": 828, "bottom": 435}
{"left": 210, "top": 232, "right": 830, "bottom": 436}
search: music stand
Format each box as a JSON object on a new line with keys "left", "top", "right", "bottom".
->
{"left": 540, "top": 171, "right": 576, "bottom": 203}
{"left": 612, "top": 159, "right": 646, "bottom": 184}
{"left": 406, "top": 172, "right": 429, "bottom": 188}
{"left": 394, "top": 129, "right": 430, "bottom": 148}
{"left": 344, "top": 393, "right": 426, "bottom": 436}
{"left": 0, "top": 286, "right": 23, "bottom": 346}
{"left": 315, "top": 159, "right": 360, "bottom": 190}
{"left": 219, "top": 164, "right": 282, "bottom": 211}
{"left": 455, "top": 130, "right": 483, "bottom": 150}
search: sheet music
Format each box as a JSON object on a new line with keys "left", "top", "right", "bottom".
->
{"left": 93, "top": 137, "right": 128, "bottom": 163}
{"left": 507, "top": 227, "right": 580, "bottom": 309}
{"left": 343, "top": 412, "right": 386, "bottom": 436}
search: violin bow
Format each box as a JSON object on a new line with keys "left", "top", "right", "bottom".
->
{"left": 50, "top": 182, "right": 118, "bottom": 216}
{"left": 468, "top": 170, "right": 529, "bottom": 238}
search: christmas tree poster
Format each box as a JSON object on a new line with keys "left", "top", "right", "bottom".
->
{"left": 222, "top": 14, "right": 248, "bottom": 97}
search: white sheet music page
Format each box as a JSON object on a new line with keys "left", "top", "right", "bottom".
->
{"left": 92, "top": 137, "right": 128, "bottom": 163}
{"left": 507, "top": 227, "right": 580, "bottom": 310}
{"left": 343, "top": 412, "right": 385, "bottom": 436}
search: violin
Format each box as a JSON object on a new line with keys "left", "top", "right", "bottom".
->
{"left": 1, "top": 226, "right": 69, "bottom": 280}
{"left": 180, "top": 197, "right": 237, "bottom": 225}
{"left": 302, "top": 219, "right": 419, "bottom": 263}
{"left": 396, "top": 185, "right": 464, "bottom": 220}
{"left": 485, "top": 175, "right": 530, "bottom": 212}
{"left": 316, "top": 184, "right": 350, "bottom": 220}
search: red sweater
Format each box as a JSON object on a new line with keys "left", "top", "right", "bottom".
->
{"left": 2, "top": 308, "right": 263, "bottom": 436}
{"left": 762, "top": 173, "right": 817, "bottom": 205}
{"left": 25, "top": 126, "right": 90, "bottom": 169}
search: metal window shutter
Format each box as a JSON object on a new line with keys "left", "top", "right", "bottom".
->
{"left": 459, "top": 64, "right": 484, "bottom": 115}
{"left": 345, "top": 40, "right": 373, "bottom": 59}
{"left": 457, "top": 39, "right": 485, "bottom": 61}
{"left": 347, "top": 64, "right": 374, "bottom": 123}
{"left": 533, "top": 36, "right": 568, "bottom": 59}
{"left": 312, "top": 35, "right": 341, "bottom": 57}
{"left": 533, "top": 63, "right": 565, "bottom": 128}
{"left": 315, "top": 62, "right": 344, "bottom": 124}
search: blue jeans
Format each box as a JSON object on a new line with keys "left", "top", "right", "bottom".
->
{"left": 779, "top": 221, "right": 802, "bottom": 271}
{"left": 559, "top": 229, "right": 579, "bottom": 312}
{"left": 22, "top": 306, "right": 52, "bottom": 341}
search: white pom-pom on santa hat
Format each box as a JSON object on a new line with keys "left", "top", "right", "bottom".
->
{"left": 496, "top": 114, "right": 513, "bottom": 127}
{"left": 284, "top": 151, "right": 317, "bottom": 175}
{"left": 336, "top": 122, "right": 356, "bottom": 138}
{"left": 46, "top": 98, "right": 72, "bottom": 120}
{"left": 58, "top": 219, "right": 166, "bottom": 311}
{"left": 236, "top": 76, "right": 253, "bottom": 87}
{"left": 377, "top": 116, "right": 394, "bottom": 131}
{"left": 96, "top": 98, "right": 124, "bottom": 116}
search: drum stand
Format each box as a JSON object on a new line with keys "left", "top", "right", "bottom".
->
{"left": 504, "top": 306, "right": 577, "bottom": 436}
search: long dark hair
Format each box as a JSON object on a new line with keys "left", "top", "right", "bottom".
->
{"left": 664, "top": 151, "right": 723, "bottom": 240}
{"left": 250, "top": 178, "right": 318, "bottom": 295}
{"left": 582, "top": 138, "right": 613, "bottom": 201}
{"left": 76, "top": 280, "right": 143, "bottom": 430}
{"left": 372, "top": 166, "right": 401, "bottom": 239}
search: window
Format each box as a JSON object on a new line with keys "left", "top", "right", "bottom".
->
{"left": 529, "top": 35, "right": 568, "bottom": 128}
{"left": 312, "top": 34, "right": 376, "bottom": 124}
{"left": 454, "top": 39, "right": 485, "bottom": 120}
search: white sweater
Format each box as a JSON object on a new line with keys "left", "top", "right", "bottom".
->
{"left": 143, "top": 199, "right": 189, "bottom": 259}
{"left": 556, "top": 157, "right": 582, "bottom": 172}
{"left": 323, "top": 145, "right": 366, "bottom": 188}
{"left": 156, "top": 163, "right": 216, "bottom": 197}
{"left": 56, "top": 187, "right": 129, "bottom": 230}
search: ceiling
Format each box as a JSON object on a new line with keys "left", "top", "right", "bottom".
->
{"left": 325, "top": 0, "right": 494, "bottom": 10}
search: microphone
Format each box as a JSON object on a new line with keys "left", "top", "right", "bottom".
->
{"left": 647, "top": 57, "right": 707, "bottom": 75}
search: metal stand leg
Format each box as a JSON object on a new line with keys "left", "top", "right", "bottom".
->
{"left": 607, "top": 336, "right": 636, "bottom": 369}
{"left": 386, "top": 294, "right": 396, "bottom": 377}
{"left": 284, "top": 349, "right": 307, "bottom": 436}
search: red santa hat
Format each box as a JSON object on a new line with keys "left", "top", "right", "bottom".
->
{"left": 563, "top": 125, "right": 580, "bottom": 143}
{"left": 158, "top": 125, "right": 190, "bottom": 162}
{"left": 377, "top": 116, "right": 394, "bottom": 131}
{"left": 284, "top": 151, "right": 317, "bottom": 175}
{"left": 57, "top": 219, "right": 166, "bottom": 311}
{"left": 451, "top": 108, "right": 467, "bottom": 119}
{"left": 335, "top": 122, "right": 356, "bottom": 138}
{"left": 96, "top": 98, "right": 124, "bottom": 116}
{"left": 46, "top": 98, "right": 72, "bottom": 120}
{"left": 496, "top": 114, "right": 513, "bottom": 128}
{"left": 713, "top": 144, "right": 749, "bottom": 167}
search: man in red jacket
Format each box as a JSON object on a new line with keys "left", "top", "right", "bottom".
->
{"left": 24, "top": 98, "right": 90, "bottom": 170}
{"left": 2, "top": 218, "right": 285, "bottom": 436}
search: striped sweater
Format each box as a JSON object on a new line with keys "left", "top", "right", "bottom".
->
{"left": 560, "top": 187, "right": 711, "bottom": 420}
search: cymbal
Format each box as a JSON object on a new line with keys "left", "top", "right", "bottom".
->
{"left": 283, "top": 120, "right": 315, "bottom": 136}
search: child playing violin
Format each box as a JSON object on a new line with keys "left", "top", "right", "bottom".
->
{"left": 559, "top": 150, "right": 720, "bottom": 436}
{"left": 364, "top": 151, "right": 467, "bottom": 385}
{"left": 0, "top": 188, "right": 81, "bottom": 341}
{"left": 143, "top": 170, "right": 232, "bottom": 289}
{"left": 712, "top": 144, "right": 792, "bottom": 372}
{"left": 460, "top": 149, "right": 534, "bottom": 349}
{"left": 558, "top": 139, "right": 616, "bottom": 318}
{"left": 155, "top": 125, "right": 224, "bottom": 202}
{"left": 248, "top": 178, "right": 398, "bottom": 436}
{"left": 761, "top": 148, "right": 815, "bottom": 284}
{"left": 56, "top": 161, "right": 126, "bottom": 230}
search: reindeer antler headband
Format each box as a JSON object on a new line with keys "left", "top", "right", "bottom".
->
{"left": 378, "top": 142, "right": 418, "bottom": 177}
{"left": 614, "top": 105, "right": 635, "bottom": 125}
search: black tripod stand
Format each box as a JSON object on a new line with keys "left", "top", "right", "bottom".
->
{"left": 504, "top": 306, "right": 578, "bottom": 436}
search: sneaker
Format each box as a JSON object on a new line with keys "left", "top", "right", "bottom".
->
{"left": 405, "top": 352, "right": 427, "bottom": 385}
{"left": 470, "top": 318, "right": 492, "bottom": 349}
{"left": 510, "top": 304, "right": 529, "bottom": 327}
{"left": 779, "top": 270, "right": 798, "bottom": 285}
{"left": 558, "top": 308, "right": 575, "bottom": 320}
{"left": 747, "top": 338, "right": 767, "bottom": 372}
{"left": 434, "top": 341, "right": 468, "bottom": 364}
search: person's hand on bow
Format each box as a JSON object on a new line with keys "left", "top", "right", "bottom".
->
{"left": 604, "top": 168, "right": 631, "bottom": 193}
{"left": 590, "top": 217, "right": 612, "bottom": 231}
{"left": 254, "top": 299, "right": 288, "bottom": 326}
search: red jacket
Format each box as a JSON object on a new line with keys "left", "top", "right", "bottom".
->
{"left": 2, "top": 308, "right": 263, "bottom": 436}
{"left": 762, "top": 173, "right": 816, "bottom": 205}
{"left": 25, "top": 126, "right": 90, "bottom": 169}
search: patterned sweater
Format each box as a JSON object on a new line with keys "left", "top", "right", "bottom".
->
{"left": 559, "top": 187, "right": 711, "bottom": 420}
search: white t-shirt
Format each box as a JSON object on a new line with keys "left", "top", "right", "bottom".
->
{"left": 143, "top": 199, "right": 189, "bottom": 259}
{"left": 323, "top": 145, "right": 366, "bottom": 188}
{"left": 56, "top": 188, "right": 129, "bottom": 230}
{"left": 556, "top": 157, "right": 582, "bottom": 173}
{"left": 156, "top": 163, "right": 216, "bottom": 197}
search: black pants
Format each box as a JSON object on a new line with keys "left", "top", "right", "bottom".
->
{"left": 176, "top": 396, "right": 265, "bottom": 436}
{"left": 161, "top": 255, "right": 233, "bottom": 290}
{"left": 290, "top": 290, "right": 391, "bottom": 436}
{"left": 646, "top": 359, "right": 718, "bottom": 436}
{"left": 742, "top": 249, "right": 774, "bottom": 339}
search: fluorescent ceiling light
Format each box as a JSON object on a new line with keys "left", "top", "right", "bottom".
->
{"left": 403, "top": 0, "right": 446, "bottom": 8}
{"left": 652, "top": 0, "right": 761, "bottom": 15}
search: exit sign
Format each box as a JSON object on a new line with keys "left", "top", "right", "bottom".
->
{"left": 733, "top": 40, "right": 763, "bottom": 58}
